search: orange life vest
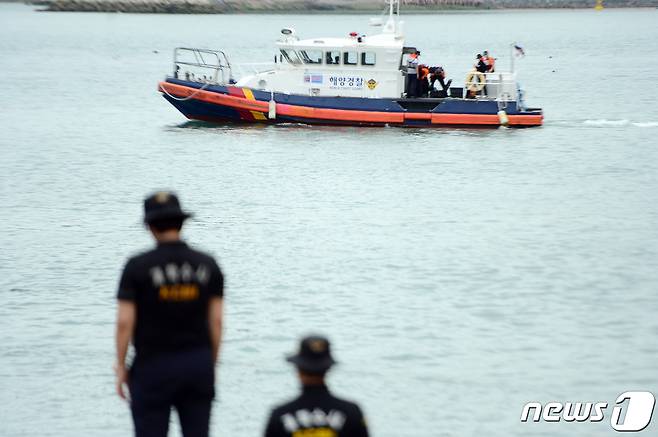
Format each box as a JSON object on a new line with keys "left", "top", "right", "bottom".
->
{"left": 486, "top": 56, "right": 495, "bottom": 71}
{"left": 419, "top": 65, "right": 429, "bottom": 80}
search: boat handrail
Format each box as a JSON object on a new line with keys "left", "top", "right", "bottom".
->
{"left": 172, "top": 47, "right": 233, "bottom": 85}
{"left": 462, "top": 71, "right": 517, "bottom": 102}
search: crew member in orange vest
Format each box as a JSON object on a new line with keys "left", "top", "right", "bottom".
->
{"left": 483, "top": 50, "right": 495, "bottom": 73}
{"left": 418, "top": 64, "right": 430, "bottom": 97}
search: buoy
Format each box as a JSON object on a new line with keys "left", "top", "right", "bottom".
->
{"left": 497, "top": 110, "right": 509, "bottom": 127}
{"left": 268, "top": 98, "right": 276, "bottom": 120}
{"left": 465, "top": 70, "right": 486, "bottom": 92}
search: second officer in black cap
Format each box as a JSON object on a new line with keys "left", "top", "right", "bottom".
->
{"left": 115, "top": 191, "right": 224, "bottom": 437}
{"left": 264, "top": 336, "right": 369, "bottom": 437}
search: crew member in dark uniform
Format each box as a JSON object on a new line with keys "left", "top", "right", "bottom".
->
{"left": 429, "top": 66, "right": 453, "bottom": 97}
{"left": 475, "top": 53, "right": 488, "bottom": 73}
{"left": 115, "top": 191, "right": 224, "bottom": 437}
{"left": 264, "top": 336, "right": 369, "bottom": 437}
{"left": 405, "top": 51, "right": 420, "bottom": 98}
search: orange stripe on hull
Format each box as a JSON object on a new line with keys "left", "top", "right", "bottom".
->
{"left": 508, "top": 114, "right": 544, "bottom": 126}
{"left": 405, "top": 112, "right": 432, "bottom": 121}
{"left": 431, "top": 113, "right": 543, "bottom": 126}
{"left": 159, "top": 82, "right": 543, "bottom": 127}
{"left": 275, "top": 103, "right": 404, "bottom": 124}
{"left": 159, "top": 82, "right": 269, "bottom": 112}
{"left": 431, "top": 113, "right": 500, "bottom": 125}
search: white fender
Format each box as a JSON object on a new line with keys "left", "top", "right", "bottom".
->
{"left": 268, "top": 98, "right": 276, "bottom": 119}
{"left": 497, "top": 110, "right": 509, "bottom": 127}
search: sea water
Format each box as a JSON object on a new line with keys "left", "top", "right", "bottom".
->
{"left": 0, "top": 4, "right": 657, "bottom": 437}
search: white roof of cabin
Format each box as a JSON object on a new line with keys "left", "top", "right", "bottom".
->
{"left": 277, "top": 33, "right": 403, "bottom": 50}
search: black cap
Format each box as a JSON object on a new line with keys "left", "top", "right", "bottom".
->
{"left": 143, "top": 191, "right": 192, "bottom": 224}
{"left": 476, "top": 53, "right": 482, "bottom": 58}
{"left": 286, "top": 336, "right": 336, "bottom": 374}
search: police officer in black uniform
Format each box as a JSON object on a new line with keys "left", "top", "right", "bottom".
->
{"left": 264, "top": 336, "right": 369, "bottom": 437}
{"left": 115, "top": 191, "right": 224, "bottom": 437}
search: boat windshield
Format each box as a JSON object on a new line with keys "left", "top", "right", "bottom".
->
{"left": 343, "top": 51, "right": 357, "bottom": 66}
{"left": 326, "top": 50, "right": 341, "bottom": 65}
{"left": 298, "top": 49, "right": 323, "bottom": 64}
{"left": 361, "top": 52, "right": 376, "bottom": 66}
{"left": 280, "top": 49, "right": 302, "bottom": 65}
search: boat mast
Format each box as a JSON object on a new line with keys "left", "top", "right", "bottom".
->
{"left": 383, "top": 0, "right": 401, "bottom": 34}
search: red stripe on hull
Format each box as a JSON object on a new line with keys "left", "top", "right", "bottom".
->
{"left": 225, "top": 87, "right": 255, "bottom": 121}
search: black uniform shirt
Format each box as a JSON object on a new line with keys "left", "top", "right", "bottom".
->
{"left": 117, "top": 241, "right": 223, "bottom": 358}
{"left": 265, "top": 385, "right": 369, "bottom": 437}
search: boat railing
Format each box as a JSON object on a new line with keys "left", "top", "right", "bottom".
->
{"left": 464, "top": 72, "right": 518, "bottom": 102}
{"left": 172, "top": 47, "right": 233, "bottom": 85}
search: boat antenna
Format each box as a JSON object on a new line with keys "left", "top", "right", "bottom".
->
{"left": 383, "top": 0, "right": 401, "bottom": 34}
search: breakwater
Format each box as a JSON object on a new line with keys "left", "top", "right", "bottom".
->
{"left": 39, "top": 0, "right": 484, "bottom": 14}
{"left": 35, "top": 0, "right": 658, "bottom": 14}
{"left": 43, "top": 0, "right": 240, "bottom": 13}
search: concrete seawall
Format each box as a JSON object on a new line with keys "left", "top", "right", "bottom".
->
{"left": 44, "top": 0, "right": 233, "bottom": 13}
{"left": 35, "top": 0, "right": 658, "bottom": 14}
{"left": 38, "top": 0, "right": 487, "bottom": 14}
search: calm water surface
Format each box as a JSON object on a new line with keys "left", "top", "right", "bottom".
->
{"left": 1, "top": 4, "right": 657, "bottom": 437}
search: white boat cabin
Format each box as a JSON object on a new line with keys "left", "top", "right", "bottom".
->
{"left": 235, "top": 18, "right": 407, "bottom": 99}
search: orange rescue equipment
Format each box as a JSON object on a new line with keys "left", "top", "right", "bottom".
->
{"left": 465, "top": 70, "right": 486, "bottom": 92}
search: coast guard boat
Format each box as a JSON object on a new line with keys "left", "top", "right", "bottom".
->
{"left": 158, "top": 0, "right": 543, "bottom": 127}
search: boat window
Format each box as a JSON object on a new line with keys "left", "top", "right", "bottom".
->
{"left": 280, "top": 49, "right": 301, "bottom": 65}
{"left": 298, "top": 49, "right": 323, "bottom": 64}
{"left": 326, "top": 50, "right": 341, "bottom": 65}
{"left": 343, "top": 51, "right": 357, "bottom": 65}
{"left": 361, "top": 52, "right": 376, "bottom": 66}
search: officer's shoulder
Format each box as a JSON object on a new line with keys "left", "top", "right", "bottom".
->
{"left": 184, "top": 243, "right": 221, "bottom": 265}
{"left": 270, "top": 395, "right": 303, "bottom": 415}
{"left": 124, "top": 247, "right": 157, "bottom": 266}
{"left": 329, "top": 393, "right": 364, "bottom": 414}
